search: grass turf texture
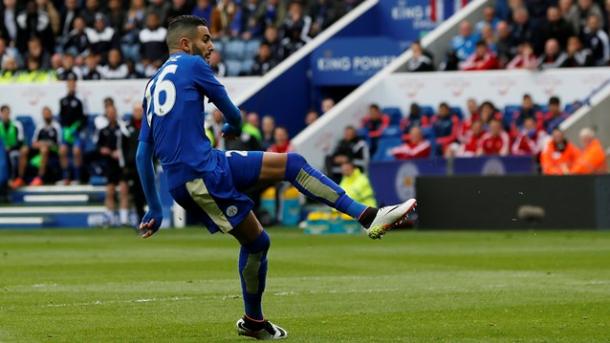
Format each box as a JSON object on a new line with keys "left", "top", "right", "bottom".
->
{"left": 0, "top": 229, "right": 609, "bottom": 342}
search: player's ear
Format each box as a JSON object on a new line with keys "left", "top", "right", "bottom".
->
{"left": 180, "top": 37, "right": 191, "bottom": 54}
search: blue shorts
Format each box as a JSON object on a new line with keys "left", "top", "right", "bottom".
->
{"left": 169, "top": 149, "right": 264, "bottom": 234}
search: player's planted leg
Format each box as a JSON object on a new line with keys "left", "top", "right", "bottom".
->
{"left": 230, "top": 212, "right": 287, "bottom": 340}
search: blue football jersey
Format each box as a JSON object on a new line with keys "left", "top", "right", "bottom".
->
{"left": 139, "top": 52, "right": 241, "bottom": 189}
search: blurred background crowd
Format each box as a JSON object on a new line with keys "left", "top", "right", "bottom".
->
{"left": 0, "top": 0, "right": 362, "bottom": 80}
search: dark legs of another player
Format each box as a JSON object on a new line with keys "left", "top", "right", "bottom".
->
{"left": 59, "top": 144, "right": 82, "bottom": 184}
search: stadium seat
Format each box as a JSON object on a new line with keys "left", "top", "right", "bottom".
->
{"left": 382, "top": 107, "right": 403, "bottom": 126}
{"left": 450, "top": 106, "right": 463, "bottom": 119}
{"left": 16, "top": 116, "right": 35, "bottom": 145}
{"left": 245, "top": 40, "right": 261, "bottom": 59}
{"left": 503, "top": 105, "right": 520, "bottom": 126}
{"left": 83, "top": 115, "right": 99, "bottom": 152}
{"left": 421, "top": 127, "right": 438, "bottom": 157}
{"left": 225, "top": 60, "right": 242, "bottom": 77}
{"left": 241, "top": 59, "right": 254, "bottom": 75}
{"left": 565, "top": 101, "right": 582, "bottom": 114}
{"left": 224, "top": 40, "right": 246, "bottom": 60}
{"left": 214, "top": 40, "right": 224, "bottom": 55}
{"left": 382, "top": 125, "right": 401, "bottom": 138}
{"left": 372, "top": 137, "right": 402, "bottom": 161}
{"left": 420, "top": 105, "right": 435, "bottom": 117}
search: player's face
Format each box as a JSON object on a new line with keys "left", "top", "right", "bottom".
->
{"left": 191, "top": 26, "right": 214, "bottom": 62}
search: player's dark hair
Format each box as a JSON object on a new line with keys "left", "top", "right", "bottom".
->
{"left": 523, "top": 93, "right": 531, "bottom": 100}
{"left": 166, "top": 15, "right": 208, "bottom": 49}
{"left": 369, "top": 104, "right": 380, "bottom": 111}
{"left": 0, "top": 104, "right": 9, "bottom": 112}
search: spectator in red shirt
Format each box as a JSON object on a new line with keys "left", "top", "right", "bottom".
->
{"left": 267, "top": 126, "right": 293, "bottom": 153}
{"left": 466, "top": 98, "right": 479, "bottom": 120}
{"left": 478, "top": 119, "right": 510, "bottom": 156}
{"left": 544, "top": 96, "right": 569, "bottom": 133}
{"left": 459, "top": 41, "right": 499, "bottom": 71}
{"left": 390, "top": 126, "right": 431, "bottom": 160}
{"left": 454, "top": 119, "right": 486, "bottom": 157}
{"left": 507, "top": 42, "right": 538, "bottom": 69}
{"left": 479, "top": 101, "right": 503, "bottom": 128}
{"left": 362, "top": 103, "right": 390, "bottom": 156}
{"left": 511, "top": 117, "right": 549, "bottom": 155}
{"left": 459, "top": 98, "right": 480, "bottom": 136}
{"left": 431, "top": 102, "right": 460, "bottom": 154}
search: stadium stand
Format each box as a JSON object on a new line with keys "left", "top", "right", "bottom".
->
{"left": 0, "top": 0, "right": 362, "bottom": 79}
{"left": 0, "top": 0, "right": 608, "bottom": 230}
{"left": 406, "top": 0, "right": 610, "bottom": 71}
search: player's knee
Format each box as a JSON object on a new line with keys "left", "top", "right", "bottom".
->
{"left": 286, "top": 152, "right": 307, "bottom": 180}
{"left": 243, "top": 230, "right": 270, "bottom": 254}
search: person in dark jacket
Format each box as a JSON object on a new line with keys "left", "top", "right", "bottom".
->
{"left": 124, "top": 103, "right": 145, "bottom": 222}
{"left": 326, "top": 126, "right": 369, "bottom": 182}
{"left": 58, "top": 77, "right": 86, "bottom": 184}
{"left": 535, "top": 6, "right": 573, "bottom": 53}
{"left": 97, "top": 104, "right": 130, "bottom": 226}
{"left": 250, "top": 42, "right": 277, "bottom": 75}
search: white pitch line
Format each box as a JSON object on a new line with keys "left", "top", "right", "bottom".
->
{"left": 42, "top": 288, "right": 407, "bottom": 308}
{"left": 45, "top": 296, "right": 194, "bottom": 308}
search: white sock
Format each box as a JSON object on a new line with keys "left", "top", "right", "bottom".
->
{"left": 119, "top": 209, "right": 129, "bottom": 225}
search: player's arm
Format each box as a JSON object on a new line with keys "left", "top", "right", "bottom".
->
{"left": 136, "top": 141, "right": 162, "bottom": 238}
{"left": 192, "top": 58, "right": 242, "bottom": 134}
{"left": 135, "top": 98, "right": 162, "bottom": 238}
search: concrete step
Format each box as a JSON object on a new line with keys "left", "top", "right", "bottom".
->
{"left": 0, "top": 216, "right": 48, "bottom": 228}
{"left": 10, "top": 185, "right": 106, "bottom": 204}
{"left": 0, "top": 206, "right": 106, "bottom": 228}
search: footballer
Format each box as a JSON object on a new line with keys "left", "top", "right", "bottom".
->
{"left": 136, "top": 15, "right": 416, "bottom": 340}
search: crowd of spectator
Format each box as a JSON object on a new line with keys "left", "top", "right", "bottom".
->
{"left": 327, "top": 95, "right": 607, "bottom": 176}
{"left": 0, "top": 79, "right": 144, "bottom": 226}
{"left": 0, "top": 0, "right": 361, "bottom": 81}
{"left": 407, "top": 0, "right": 610, "bottom": 72}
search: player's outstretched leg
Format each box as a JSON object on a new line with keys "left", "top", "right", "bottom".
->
{"left": 280, "top": 152, "right": 416, "bottom": 239}
{"left": 230, "top": 212, "right": 287, "bottom": 340}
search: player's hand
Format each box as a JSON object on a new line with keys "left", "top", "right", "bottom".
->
{"left": 138, "top": 210, "right": 163, "bottom": 239}
{"left": 221, "top": 123, "right": 241, "bottom": 139}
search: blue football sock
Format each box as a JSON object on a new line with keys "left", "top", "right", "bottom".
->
{"left": 239, "top": 230, "right": 270, "bottom": 321}
{"left": 284, "top": 153, "right": 367, "bottom": 219}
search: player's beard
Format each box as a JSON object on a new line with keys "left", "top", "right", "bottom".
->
{"left": 191, "top": 45, "right": 210, "bottom": 63}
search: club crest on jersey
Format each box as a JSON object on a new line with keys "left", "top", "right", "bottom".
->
{"left": 226, "top": 205, "right": 238, "bottom": 217}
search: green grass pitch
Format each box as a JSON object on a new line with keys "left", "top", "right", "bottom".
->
{"left": 1, "top": 228, "right": 609, "bottom": 342}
